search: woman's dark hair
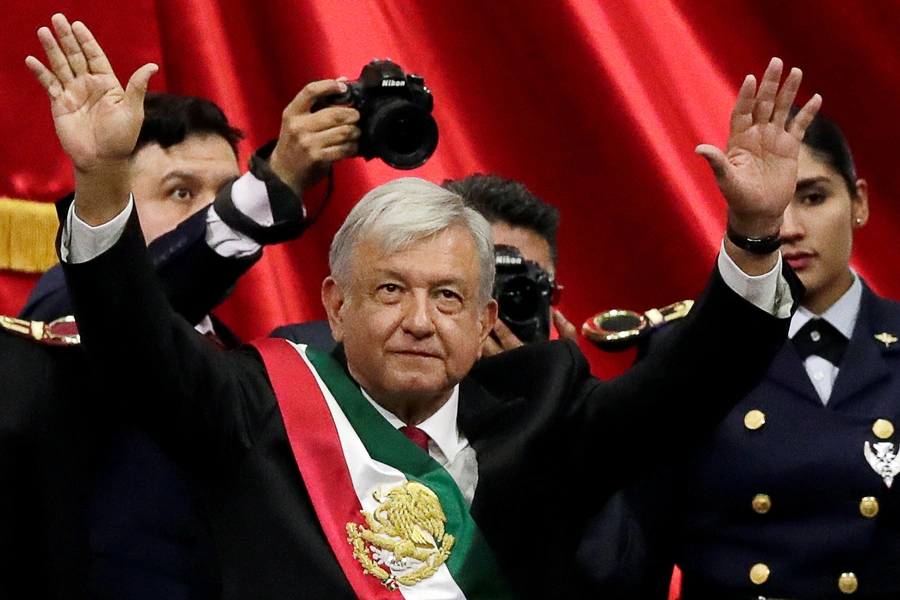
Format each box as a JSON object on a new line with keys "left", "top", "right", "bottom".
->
{"left": 135, "top": 92, "right": 244, "bottom": 156}
{"left": 788, "top": 105, "right": 858, "bottom": 197}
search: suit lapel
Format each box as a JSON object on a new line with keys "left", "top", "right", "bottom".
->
{"left": 829, "top": 286, "right": 898, "bottom": 408}
{"left": 457, "top": 376, "right": 522, "bottom": 440}
{"left": 457, "top": 376, "right": 527, "bottom": 519}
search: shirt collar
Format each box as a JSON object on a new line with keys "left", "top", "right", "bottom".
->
{"left": 362, "top": 385, "right": 465, "bottom": 462}
{"left": 790, "top": 273, "right": 862, "bottom": 340}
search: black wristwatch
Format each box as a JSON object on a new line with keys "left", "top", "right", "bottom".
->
{"left": 726, "top": 222, "right": 782, "bottom": 255}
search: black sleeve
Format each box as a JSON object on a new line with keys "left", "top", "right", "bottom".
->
{"left": 24, "top": 192, "right": 257, "bottom": 326}
{"left": 151, "top": 205, "right": 258, "bottom": 326}
{"left": 61, "top": 206, "right": 278, "bottom": 478}
{"left": 38, "top": 140, "right": 311, "bottom": 326}
{"left": 566, "top": 266, "right": 797, "bottom": 487}
{"left": 473, "top": 263, "right": 798, "bottom": 504}
{"left": 212, "top": 140, "right": 308, "bottom": 245}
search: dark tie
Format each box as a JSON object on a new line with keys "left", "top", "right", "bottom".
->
{"left": 400, "top": 425, "right": 431, "bottom": 453}
{"left": 792, "top": 318, "right": 848, "bottom": 365}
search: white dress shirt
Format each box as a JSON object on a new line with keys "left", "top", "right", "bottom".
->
{"left": 789, "top": 274, "right": 862, "bottom": 404}
{"left": 364, "top": 387, "right": 478, "bottom": 505}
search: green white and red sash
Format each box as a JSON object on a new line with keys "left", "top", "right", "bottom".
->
{"left": 250, "top": 338, "right": 512, "bottom": 600}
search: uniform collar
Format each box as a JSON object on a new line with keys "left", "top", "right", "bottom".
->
{"left": 790, "top": 273, "right": 862, "bottom": 340}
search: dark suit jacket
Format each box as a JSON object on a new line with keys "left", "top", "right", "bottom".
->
{"left": 64, "top": 210, "right": 793, "bottom": 599}
{"left": 270, "top": 319, "right": 336, "bottom": 351}
{"left": 23, "top": 198, "right": 257, "bottom": 600}
{"left": 21, "top": 195, "right": 256, "bottom": 326}
{"left": 0, "top": 331, "right": 99, "bottom": 599}
{"left": 580, "top": 283, "right": 900, "bottom": 599}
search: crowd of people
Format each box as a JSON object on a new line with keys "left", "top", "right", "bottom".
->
{"left": 2, "top": 10, "right": 896, "bottom": 600}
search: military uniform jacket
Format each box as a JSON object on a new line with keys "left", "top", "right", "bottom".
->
{"left": 0, "top": 330, "right": 100, "bottom": 599}
{"left": 665, "top": 282, "right": 900, "bottom": 599}
{"left": 63, "top": 211, "right": 793, "bottom": 600}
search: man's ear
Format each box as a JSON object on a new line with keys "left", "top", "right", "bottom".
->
{"left": 322, "top": 277, "right": 346, "bottom": 342}
{"left": 852, "top": 179, "right": 870, "bottom": 228}
{"left": 480, "top": 299, "right": 499, "bottom": 343}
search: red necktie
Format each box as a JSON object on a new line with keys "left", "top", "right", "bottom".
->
{"left": 399, "top": 425, "right": 431, "bottom": 453}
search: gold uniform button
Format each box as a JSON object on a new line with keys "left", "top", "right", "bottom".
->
{"left": 752, "top": 494, "right": 772, "bottom": 514}
{"left": 873, "top": 419, "right": 894, "bottom": 440}
{"left": 744, "top": 410, "right": 766, "bottom": 430}
{"left": 860, "top": 496, "right": 879, "bottom": 518}
{"left": 749, "top": 563, "right": 770, "bottom": 585}
{"left": 839, "top": 572, "right": 858, "bottom": 594}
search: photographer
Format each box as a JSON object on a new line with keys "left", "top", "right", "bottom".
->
{"left": 443, "top": 173, "right": 578, "bottom": 355}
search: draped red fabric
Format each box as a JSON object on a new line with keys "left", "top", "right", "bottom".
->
{"left": 3, "top": 1, "right": 900, "bottom": 379}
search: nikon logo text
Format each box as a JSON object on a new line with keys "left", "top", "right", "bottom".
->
{"left": 382, "top": 80, "right": 406, "bottom": 87}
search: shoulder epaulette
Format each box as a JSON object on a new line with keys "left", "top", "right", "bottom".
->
{"left": 0, "top": 315, "right": 81, "bottom": 346}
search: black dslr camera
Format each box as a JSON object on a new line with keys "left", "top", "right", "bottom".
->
{"left": 312, "top": 60, "right": 438, "bottom": 170}
{"left": 493, "top": 245, "right": 554, "bottom": 343}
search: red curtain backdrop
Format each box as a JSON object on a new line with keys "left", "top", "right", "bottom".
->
{"left": 2, "top": 0, "right": 899, "bottom": 378}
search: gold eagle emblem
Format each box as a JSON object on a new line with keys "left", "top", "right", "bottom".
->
{"left": 346, "top": 481, "right": 455, "bottom": 589}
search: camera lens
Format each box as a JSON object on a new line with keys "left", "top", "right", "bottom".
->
{"left": 368, "top": 98, "right": 439, "bottom": 170}
{"left": 498, "top": 277, "right": 541, "bottom": 323}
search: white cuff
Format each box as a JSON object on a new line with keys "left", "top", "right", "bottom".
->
{"left": 60, "top": 196, "right": 134, "bottom": 264}
{"left": 717, "top": 240, "right": 793, "bottom": 319}
{"left": 205, "top": 172, "right": 269, "bottom": 258}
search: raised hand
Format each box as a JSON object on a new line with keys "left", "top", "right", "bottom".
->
{"left": 268, "top": 80, "right": 361, "bottom": 195}
{"left": 26, "top": 14, "right": 158, "bottom": 175}
{"left": 697, "top": 58, "right": 821, "bottom": 240}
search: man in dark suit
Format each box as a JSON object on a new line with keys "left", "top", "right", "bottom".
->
{"left": 35, "top": 13, "right": 820, "bottom": 599}
{"left": 24, "top": 16, "right": 361, "bottom": 600}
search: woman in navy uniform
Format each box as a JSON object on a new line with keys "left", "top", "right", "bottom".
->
{"left": 578, "top": 109, "right": 900, "bottom": 599}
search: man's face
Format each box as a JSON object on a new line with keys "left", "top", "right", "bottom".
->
{"left": 130, "top": 134, "right": 241, "bottom": 243}
{"left": 323, "top": 226, "right": 497, "bottom": 416}
{"left": 781, "top": 145, "right": 868, "bottom": 314}
{"left": 491, "top": 222, "right": 554, "bottom": 277}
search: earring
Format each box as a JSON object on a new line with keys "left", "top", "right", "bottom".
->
{"left": 855, "top": 218, "right": 863, "bottom": 225}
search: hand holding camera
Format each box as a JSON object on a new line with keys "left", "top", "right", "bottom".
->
{"left": 269, "top": 79, "right": 361, "bottom": 195}
{"left": 312, "top": 60, "right": 439, "bottom": 170}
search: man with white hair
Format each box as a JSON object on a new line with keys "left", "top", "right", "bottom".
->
{"left": 34, "top": 13, "right": 820, "bottom": 600}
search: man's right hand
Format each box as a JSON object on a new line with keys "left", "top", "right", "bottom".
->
{"left": 26, "top": 13, "right": 157, "bottom": 225}
{"left": 268, "top": 80, "right": 361, "bottom": 196}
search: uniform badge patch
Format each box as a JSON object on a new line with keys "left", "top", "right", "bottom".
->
{"left": 864, "top": 441, "right": 900, "bottom": 488}
{"left": 347, "top": 481, "right": 455, "bottom": 590}
{"left": 874, "top": 332, "right": 898, "bottom": 348}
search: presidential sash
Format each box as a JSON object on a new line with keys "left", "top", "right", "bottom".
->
{"left": 250, "top": 338, "right": 512, "bottom": 600}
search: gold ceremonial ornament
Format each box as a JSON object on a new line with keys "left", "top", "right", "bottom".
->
{"left": 346, "top": 481, "right": 454, "bottom": 590}
{"left": 582, "top": 300, "right": 693, "bottom": 351}
{"left": 859, "top": 496, "right": 879, "bottom": 518}
{"left": 749, "top": 563, "right": 770, "bottom": 585}
{"left": 0, "top": 314, "right": 80, "bottom": 346}
{"left": 873, "top": 419, "right": 894, "bottom": 440}
{"left": 752, "top": 494, "right": 771, "bottom": 514}
{"left": 744, "top": 410, "right": 766, "bottom": 430}
{"left": 838, "top": 572, "right": 859, "bottom": 594}
{"left": 874, "top": 332, "right": 898, "bottom": 348}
